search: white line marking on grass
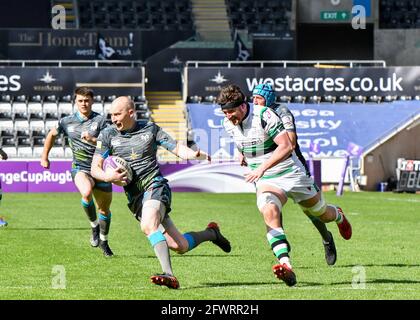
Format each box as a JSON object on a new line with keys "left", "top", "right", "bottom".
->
{"left": 364, "top": 196, "right": 420, "bottom": 203}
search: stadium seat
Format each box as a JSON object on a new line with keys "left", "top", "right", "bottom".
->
{"left": 58, "top": 101, "right": 73, "bottom": 118}
{"left": 49, "top": 147, "right": 65, "bottom": 158}
{"left": 322, "top": 95, "right": 337, "bottom": 103}
{"left": 0, "top": 103, "right": 12, "bottom": 120}
{"left": 32, "top": 136, "right": 46, "bottom": 147}
{"left": 0, "top": 120, "right": 14, "bottom": 137}
{"left": 292, "top": 95, "right": 306, "bottom": 103}
{"left": 188, "top": 95, "right": 202, "bottom": 103}
{"left": 1, "top": 137, "right": 15, "bottom": 147}
{"left": 278, "top": 95, "right": 292, "bottom": 103}
{"left": 30, "top": 120, "right": 46, "bottom": 137}
{"left": 383, "top": 95, "right": 398, "bottom": 102}
{"left": 45, "top": 120, "right": 58, "bottom": 133}
{"left": 368, "top": 95, "right": 382, "bottom": 103}
{"left": 17, "top": 146, "right": 33, "bottom": 158}
{"left": 204, "top": 95, "right": 216, "bottom": 103}
{"left": 15, "top": 120, "right": 30, "bottom": 137}
{"left": 307, "top": 95, "right": 321, "bottom": 104}
{"left": 353, "top": 95, "right": 367, "bottom": 103}
{"left": 12, "top": 101, "right": 27, "bottom": 120}
{"left": 27, "top": 100, "right": 43, "bottom": 120}
{"left": 43, "top": 101, "right": 59, "bottom": 120}
{"left": 92, "top": 101, "right": 104, "bottom": 115}
{"left": 338, "top": 95, "right": 351, "bottom": 103}
{"left": 32, "top": 146, "right": 44, "bottom": 158}
{"left": 1, "top": 146, "right": 17, "bottom": 158}
{"left": 17, "top": 136, "right": 31, "bottom": 147}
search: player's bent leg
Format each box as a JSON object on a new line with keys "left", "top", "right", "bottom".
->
{"left": 161, "top": 218, "right": 189, "bottom": 254}
{"left": 299, "top": 193, "right": 352, "bottom": 240}
{"left": 74, "top": 172, "right": 99, "bottom": 246}
{"left": 163, "top": 217, "right": 231, "bottom": 254}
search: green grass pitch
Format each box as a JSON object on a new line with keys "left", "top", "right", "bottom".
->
{"left": 0, "top": 191, "right": 419, "bottom": 300}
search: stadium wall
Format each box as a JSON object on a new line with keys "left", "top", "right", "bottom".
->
{"left": 361, "top": 118, "right": 420, "bottom": 191}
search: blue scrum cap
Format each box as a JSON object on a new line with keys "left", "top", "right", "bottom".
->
{"left": 252, "top": 83, "right": 275, "bottom": 107}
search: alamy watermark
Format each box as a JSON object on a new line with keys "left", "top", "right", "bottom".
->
{"left": 351, "top": 265, "right": 366, "bottom": 289}
{"left": 351, "top": 5, "right": 366, "bottom": 30}
{"left": 51, "top": 5, "right": 66, "bottom": 30}
{"left": 52, "top": 265, "right": 66, "bottom": 289}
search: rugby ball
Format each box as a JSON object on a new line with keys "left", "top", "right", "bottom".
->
{"left": 102, "top": 156, "right": 133, "bottom": 186}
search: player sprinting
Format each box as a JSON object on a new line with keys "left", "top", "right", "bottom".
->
{"left": 91, "top": 96, "right": 231, "bottom": 289}
{"left": 0, "top": 148, "right": 8, "bottom": 227}
{"left": 217, "top": 84, "right": 352, "bottom": 287}
{"left": 40, "top": 87, "right": 114, "bottom": 257}
{"left": 250, "top": 83, "right": 338, "bottom": 266}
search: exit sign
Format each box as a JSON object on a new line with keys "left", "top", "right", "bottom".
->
{"left": 320, "top": 11, "right": 350, "bottom": 20}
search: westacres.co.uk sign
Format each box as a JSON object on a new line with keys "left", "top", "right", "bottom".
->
{"left": 0, "top": 66, "right": 144, "bottom": 97}
{"left": 2, "top": 29, "right": 141, "bottom": 60}
{"left": 186, "top": 66, "right": 420, "bottom": 97}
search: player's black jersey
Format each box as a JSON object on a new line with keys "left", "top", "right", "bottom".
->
{"left": 95, "top": 120, "right": 177, "bottom": 192}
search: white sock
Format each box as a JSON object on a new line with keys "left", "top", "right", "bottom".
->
{"left": 100, "top": 234, "right": 108, "bottom": 241}
{"left": 90, "top": 220, "right": 99, "bottom": 228}
{"left": 279, "top": 257, "right": 292, "bottom": 269}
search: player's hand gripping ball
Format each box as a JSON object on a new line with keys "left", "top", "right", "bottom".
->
{"left": 102, "top": 156, "right": 133, "bottom": 186}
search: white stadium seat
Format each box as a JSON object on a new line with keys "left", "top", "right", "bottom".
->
{"left": 17, "top": 147, "right": 33, "bottom": 158}
{"left": 43, "top": 102, "right": 59, "bottom": 120}
{"left": 1, "top": 147, "right": 17, "bottom": 158}
{"left": 49, "top": 147, "right": 65, "bottom": 158}
{"left": 27, "top": 101, "right": 43, "bottom": 120}
{"left": 92, "top": 102, "right": 104, "bottom": 114}
{"left": 12, "top": 102, "right": 27, "bottom": 120}
{"left": 0, "top": 102, "right": 12, "bottom": 119}
{"left": 58, "top": 102, "right": 73, "bottom": 118}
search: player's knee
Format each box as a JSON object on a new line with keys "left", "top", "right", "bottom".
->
{"left": 80, "top": 190, "right": 93, "bottom": 200}
{"left": 257, "top": 192, "right": 282, "bottom": 214}
{"left": 174, "top": 244, "right": 189, "bottom": 254}
{"left": 140, "top": 222, "right": 152, "bottom": 236}
{"left": 300, "top": 197, "right": 327, "bottom": 218}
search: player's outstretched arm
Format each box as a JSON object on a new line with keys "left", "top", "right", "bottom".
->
{"left": 172, "top": 142, "right": 211, "bottom": 161}
{"left": 40, "top": 128, "right": 58, "bottom": 169}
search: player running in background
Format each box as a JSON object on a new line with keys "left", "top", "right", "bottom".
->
{"left": 40, "top": 87, "right": 114, "bottom": 257}
{"left": 217, "top": 84, "right": 352, "bottom": 287}
{"left": 91, "top": 96, "right": 231, "bottom": 289}
{"left": 0, "top": 148, "right": 8, "bottom": 227}
{"left": 251, "top": 83, "right": 338, "bottom": 266}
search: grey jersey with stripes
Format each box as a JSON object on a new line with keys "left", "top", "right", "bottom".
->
{"left": 95, "top": 120, "right": 177, "bottom": 192}
{"left": 56, "top": 111, "right": 108, "bottom": 172}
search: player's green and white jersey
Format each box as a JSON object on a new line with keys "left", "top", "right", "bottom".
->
{"left": 223, "top": 104, "right": 306, "bottom": 179}
{"left": 57, "top": 111, "right": 108, "bottom": 172}
{"left": 95, "top": 120, "right": 177, "bottom": 192}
